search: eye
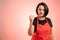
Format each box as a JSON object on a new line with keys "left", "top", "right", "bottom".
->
{"left": 39, "top": 9, "right": 41, "bottom": 10}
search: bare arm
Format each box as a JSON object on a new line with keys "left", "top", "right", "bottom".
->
{"left": 51, "top": 28, "right": 54, "bottom": 40}
{"left": 28, "top": 15, "right": 34, "bottom": 36}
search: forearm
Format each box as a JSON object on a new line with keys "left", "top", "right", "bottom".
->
{"left": 28, "top": 21, "right": 34, "bottom": 36}
{"left": 50, "top": 29, "right": 54, "bottom": 40}
{"left": 51, "top": 33, "right": 54, "bottom": 40}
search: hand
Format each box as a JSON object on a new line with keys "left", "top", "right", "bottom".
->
{"left": 29, "top": 15, "right": 34, "bottom": 23}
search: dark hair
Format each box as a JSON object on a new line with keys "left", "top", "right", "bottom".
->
{"left": 36, "top": 2, "right": 49, "bottom": 17}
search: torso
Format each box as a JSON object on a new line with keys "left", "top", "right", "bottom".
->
{"left": 31, "top": 17, "right": 52, "bottom": 40}
{"left": 33, "top": 17, "right": 52, "bottom": 33}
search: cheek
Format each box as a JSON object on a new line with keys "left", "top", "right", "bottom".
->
{"left": 42, "top": 10, "right": 44, "bottom": 13}
{"left": 42, "top": 11, "right": 44, "bottom": 15}
{"left": 41, "top": 10, "right": 44, "bottom": 15}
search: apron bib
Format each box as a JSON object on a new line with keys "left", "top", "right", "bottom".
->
{"left": 31, "top": 17, "right": 52, "bottom": 40}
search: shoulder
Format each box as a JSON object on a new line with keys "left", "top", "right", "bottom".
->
{"left": 33, "top": 17, "right": 37, "bottom": 22}
{"left": 46, "top": 17, "right": 53, "bottom": 27}
{"left": 46, "top": 17, "right": 51, "bottom": 21}
{"left": 33, "top": 17, "right": 37, "bottom": 25}
{"left": 34, "top": 17, "right": 37, "bottom": 20}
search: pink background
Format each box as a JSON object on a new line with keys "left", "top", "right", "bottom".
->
{"left": 0, "top": 0, "right": 60, "bottom": 40}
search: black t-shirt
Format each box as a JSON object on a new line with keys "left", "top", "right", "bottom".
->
{"left": 33, "top": 17, "right": 53, "bottom": 33}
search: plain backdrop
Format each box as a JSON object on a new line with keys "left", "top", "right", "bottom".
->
{"left": 0, "top": 0, "right": 60, "bottom": 40}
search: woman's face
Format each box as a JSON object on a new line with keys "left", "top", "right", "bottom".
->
{"left": 37, "top": 5, "right": 44, "bottom": 17}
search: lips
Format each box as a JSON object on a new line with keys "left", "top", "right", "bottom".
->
{"left": 40, "top": 13, "right": 42, "bottom": 15}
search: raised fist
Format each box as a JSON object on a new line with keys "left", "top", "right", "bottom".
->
{"left": 29, "top": 15, "right": 34, "bottom": 22}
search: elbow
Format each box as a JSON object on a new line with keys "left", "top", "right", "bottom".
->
{"left": 28, "top": 33, "right": 32, "bottom": 36}
{"left": 28, "top": 31, "right": 33, "bottom": 36}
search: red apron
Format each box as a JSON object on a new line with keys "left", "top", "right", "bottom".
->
{"left": 31, "top": 17, "right": 52, "bottom": 40}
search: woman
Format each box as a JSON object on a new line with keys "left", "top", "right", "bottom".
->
{"left": 28, "top": 2, "right": 54, "bottom": 40}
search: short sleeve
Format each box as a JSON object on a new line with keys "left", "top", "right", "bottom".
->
{"left": 33, "top": 17, "right": 37, "bottom": 33}
{"left": 46, "top": 17, "right": 53, "bottom": 27}
{"left": 33, "top": 17, "right": 37, "bottom": 26}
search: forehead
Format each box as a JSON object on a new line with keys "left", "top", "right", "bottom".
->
{"left": 38, "top": 5, "right": 44, "bottom": 9}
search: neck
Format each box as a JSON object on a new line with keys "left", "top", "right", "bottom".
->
{"left": 37, "top": 16, "right": 46, "bottom": 20}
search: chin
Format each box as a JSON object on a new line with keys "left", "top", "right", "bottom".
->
{"left": 38, "top": 16, "right": 42, "bottom": 18}
{"left": 38, "top": 15, "right": 43, "bottom": 17}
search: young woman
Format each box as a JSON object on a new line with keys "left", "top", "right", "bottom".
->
{"left": 28, "top": 2, "right": 54, "bottom": 40}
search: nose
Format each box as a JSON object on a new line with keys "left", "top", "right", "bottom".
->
{"left": 39, "top": 10, "right": 43, "bottom": 13}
